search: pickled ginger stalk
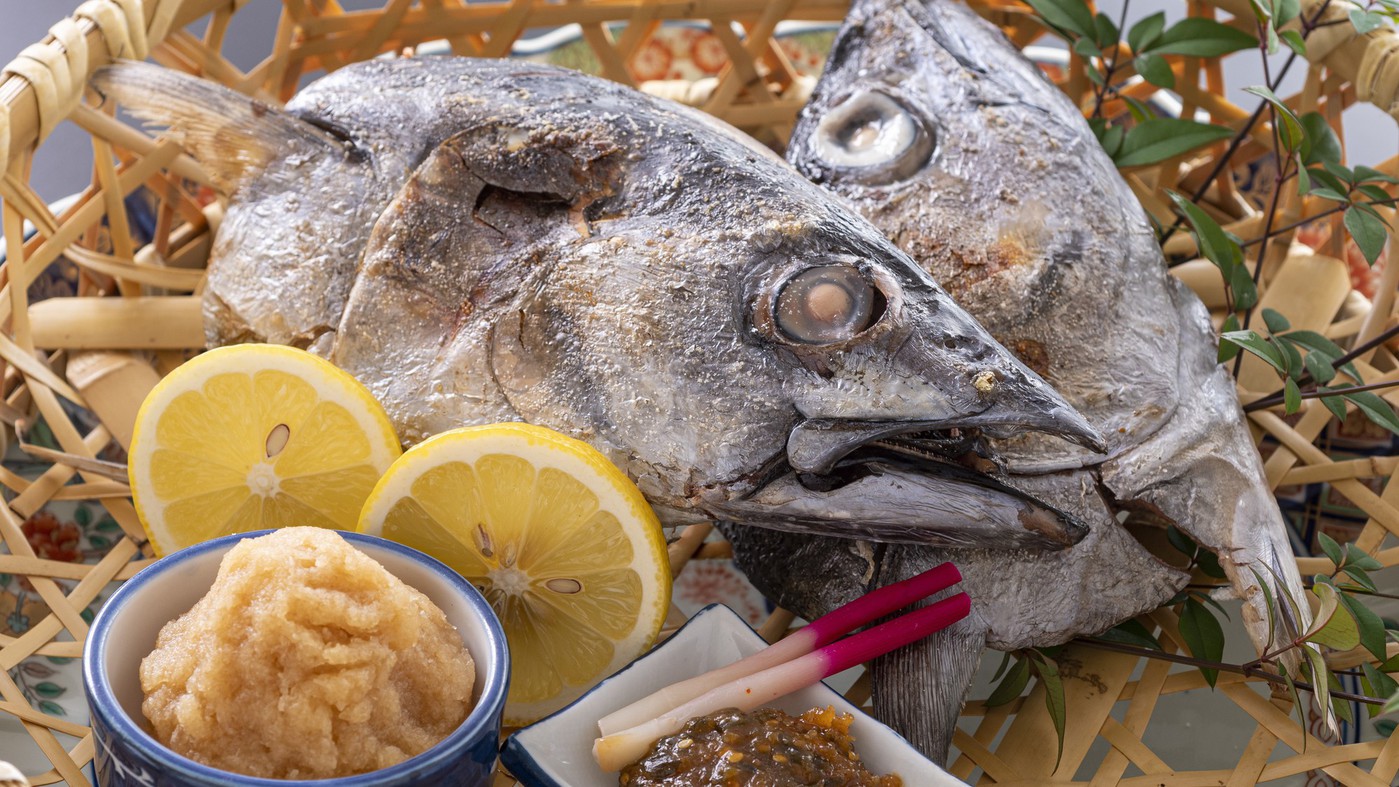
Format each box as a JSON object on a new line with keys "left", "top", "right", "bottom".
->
{"left": 598, "top": 562, "right": 961, "bottom": 735}
{"left": 592, "top": 592, "right": 971, "bottom": 772}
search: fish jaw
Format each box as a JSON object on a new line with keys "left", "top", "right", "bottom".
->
{"left": 698, "top": 458, "right": 1088, "bottom": 549}
{"left": 1101, "top": 280, "right": 1310, "bottom": 655}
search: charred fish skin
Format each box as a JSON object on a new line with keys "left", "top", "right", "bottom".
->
{"left": 94, "top": 57, "right": 1103, "bottom": 550}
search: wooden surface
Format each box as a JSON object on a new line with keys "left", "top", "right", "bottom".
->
{"left": 0, "top": 0, "right": 1396, "bottom": 784}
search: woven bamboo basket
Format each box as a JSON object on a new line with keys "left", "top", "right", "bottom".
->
{"left": 1, "top": 0, "right": 1398, "bottom": 784}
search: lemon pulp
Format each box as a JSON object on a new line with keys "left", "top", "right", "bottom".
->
{"left": 129, "top": 345, "right": 402, "bottom": 555}
{"left": 357, "top": 424, "right": 670, "bottom": 724}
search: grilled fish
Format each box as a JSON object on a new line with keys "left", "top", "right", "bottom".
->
{"left": 725, "top": 0, "right": 1309, "bottom": 761}
{"left": 93, "top": 58, "right": 1103, "bottom": 551}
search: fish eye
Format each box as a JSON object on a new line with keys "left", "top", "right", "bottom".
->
{"left": 774, "top": 265, "right": 883, "bottom": 344}
{"left": 811, "top": 91, "right": 934, "bottom": 181}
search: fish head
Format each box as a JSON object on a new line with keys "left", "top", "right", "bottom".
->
{"left": 422, "top": 88, "right": 1105, "bottom": 550}
{"left": 785, "top": 0, "right": 1185, "bottom": 468}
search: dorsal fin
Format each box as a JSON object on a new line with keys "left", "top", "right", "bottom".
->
{"left": 91, "top": 61, "right": 351, "bottom": 194}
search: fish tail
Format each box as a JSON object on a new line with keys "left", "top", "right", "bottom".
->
{"left": 90, "top": 61, "right": 344, "bottom": 194}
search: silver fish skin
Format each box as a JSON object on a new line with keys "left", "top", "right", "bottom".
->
{"left": 728, "top": 0, "right": 1309, "bottom": 761}
{"left": 94, "top": 58, "right": 1101, "bottom": 550}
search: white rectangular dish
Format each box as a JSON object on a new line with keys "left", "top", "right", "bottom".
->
{"left": 500, "top": 603, "right": 962, "bottom": 786}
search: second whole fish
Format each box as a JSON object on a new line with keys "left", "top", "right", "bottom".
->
{"left": 725, "top": 0, "right": 1311, "bottom": 762}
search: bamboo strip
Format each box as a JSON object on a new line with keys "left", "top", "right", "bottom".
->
{"left": 950, "top": 728, "right": 1021, "bottom": 783}
{"left": 0, "top": 700, "right": 91, "bottom": 738}
{"left": 9, "top": 423, "right": 109, "bottom": 518}
{"left": 28, "top": 295, "right": 204, "bottom": 349}
{"left": 0, "top": 553, "right": 144, "bottom": 580}
{"left": 1098, "top": 717, "right": 1173, "bottom": 775}
{"left": 1219, "top": 683, "right": 1384, "bottom": 786}
{"left": 1225, "top": 726, "right": 1278, "bottom": 787}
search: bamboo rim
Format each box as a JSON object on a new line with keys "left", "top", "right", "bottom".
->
{"left": 0, "top": 0, "right": 1394, "bottom": 785}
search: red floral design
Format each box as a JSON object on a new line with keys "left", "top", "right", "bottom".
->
{"left": 674, "top": 561, "right": 767, "bottom": 625}
{"left": 23, "top": 512, "right": 82, "bottom": 563}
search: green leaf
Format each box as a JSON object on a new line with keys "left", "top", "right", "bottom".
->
{"left": 1325, "top": 161, "right": 1357, "bottom": 185}
{"left": 1023, "top": 0, "right": 1097, "bottom": 39}
{"left": 1250, "top": 567, "right": 1280, "bottom": 651}
{"left": 1244, "top": 85, "right": 1304, "bottom": 153}
{"left": 1345, "top": 205, "right": 1389, "bottom": 265}
{"left": 1318, "top": 531, "right": 1345, "bottom": 567}
{"left": 1222, "top": 330, "right": 1286, "bottom": 373}
{"left": 1197, "top": 547, "right": 1226, "bottom": 579}
{"left": 1166, "top": 525, "right": 1199, "bottom": 558}
{"left": 1264, "top": 24, "right": 1280, "bottom": 56}
{"left": 1134, "top": 52, "right": 1176, "bottom": 89}
{"left": 1101, "top": 124, "right": 1126, "bottom": 157}
{"left": 1304, "top": 350, "right": 1338, "bottom": 384}
{"left": 95, "top": 515, "right": 120, "bottom": 532}
{"left": 1073, "top": 36, "right": 1104, "bottom": 60}
{"left": 1272, "top": 0, "right": 1301, "bottom": 25}
{"left": 987, "top": 656, "right": 1032, "bottom": 706}
{"left": 1320, "top": 387, "right": 1351, "bottom": 421}
{"left": 33, "top": 681, "right": 64, "bottom": 699}
{"left": 1152, "top": 18, "right": 1258, "bottom": 56}
{"left": 1030, "top": 655, "right": 1068, "bottom": 767}
{"left": 1280, "top": 28, "right": 1307, "bottom": 56}
{"left": 1329, "top": 669, "right": 1355, "bottom": 725}
{"left": 38, "top": 700, "right": 64, "bottom": 717}
{"left": 991, "top": 651, "right": 1013, "bottom": 682}
{"left": 1344, "top": 390, "right": 1399, "bottom": 436}
{"left": 1093, "top": 12, "right": 1119, "bottom": 48}
{"left": 1123, "top": 96, "right": 1154, "bottom": 123}
{"left": 1167, "top": 190, "right": 1243, "bottom": 273}
{"left": 1218, "top": 314, "right": 1242, "bottom": 363}
{"left": 1340, "top": 591, "right": 1388, "bottom": 660}
{"left": 1284, "top": 378, "right": 1302, "bottom": 413}
{"left": 1098, "top": 619, "right": 1164, "bottom": 651}
{"left": 1179, "top": 598, "right": 1225, "bottom": 687}
{"left": 1117, "top": 119, "right": 1234, "bottom": 167}
{"left": 1262, "top": 307, "right": 1291, "bottom": 333}
{"left": 1342, "top": 566, "right": 1378, "bottom": 594}
{"left": 1310, "top": 187, "right": 1352, "bottom": 203}
{"left": 1307, "top": 583, "right": 1361, "bottom": 651}
{"left": 1346, "top": 543, "right": 1384, "bottom": 571}
{"left": 1280, "top": 663, "right": 1308, "bottom": 734}
{"left": 1363, "top": 662, "right": 1399, "bottom": 717}
{"left": 1356, "top": 165, "right": 1399, "bottom": 185}
{"left": 1302, "top": 645, "right": 1339, "bottom": 731}
{"left": 1301, "top": 112, "right": 1343, "bottom": 166}
{"left": 1383, "top": 689, "right": 1399, "bottom": 716}
{"left": 1357, "top": 184, "right": 1392, "bottom": 204}
{"left": 1230, "top": 264, "right": 1259, "bottom": 310}
{"left": 1128, "top": 11, "right": 1167, "bottom": 53}
{"left": 1351, "top": 7, "right": 1386, "bottom": 33}
{"left": 1308, "top": 167, "right": 1351, "bottom": 197}
{"left": 1284, "top": 331, "right": 1361, "bottom": 380}
{"left": 1281, "top": 339, "right": 1304, "bottom": 379}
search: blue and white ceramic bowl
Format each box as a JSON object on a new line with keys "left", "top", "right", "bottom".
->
{"left": 502, "top": 603, "right": 963, "bottom": 786}
{"left": 83, "top": 530, "right": 509, "bottom": 787}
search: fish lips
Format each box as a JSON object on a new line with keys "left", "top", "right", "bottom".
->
{"left": 704, "top": 452, "right": 1088, "bottom": 551}
{"left": 701, "top": 420, "right": 1090, "bottom": 551}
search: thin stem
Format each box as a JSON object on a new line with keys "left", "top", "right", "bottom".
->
{"left": 1160, "top": 0, "right": 1336, "bottom": 246}
{"left": 1090, "top": 0, "right": 1133, "bottom": 118}
{"left": 1077, "top": 637, "right": 1388, "bottom": 705}
{"left": 1245, "top": 378, "right": 1399, "bottom": 412}
{"left": 1248, "top": 322, "right": 1399, "bottom": 406}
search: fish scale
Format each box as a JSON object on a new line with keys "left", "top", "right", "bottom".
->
{"left": 726, "top": 0, "right": 1312, "bottom": 763}
{"left": 94, "top": 58, "right": 1108, "bottom": 559}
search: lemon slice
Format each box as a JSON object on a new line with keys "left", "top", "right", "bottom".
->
{"left": 129, "top": 345, "right": 402, "bottom": 556}
{"left": 356, "top": 423, "right": 671, "bottom": 724}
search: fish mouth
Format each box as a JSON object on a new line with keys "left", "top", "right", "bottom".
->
{"left": 701, "top": 420, "right": 1088, "bottom": 551}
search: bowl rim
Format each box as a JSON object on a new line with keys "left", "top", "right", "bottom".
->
{"left": 82, "top": 528, "right": 510, "bottom": 785}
